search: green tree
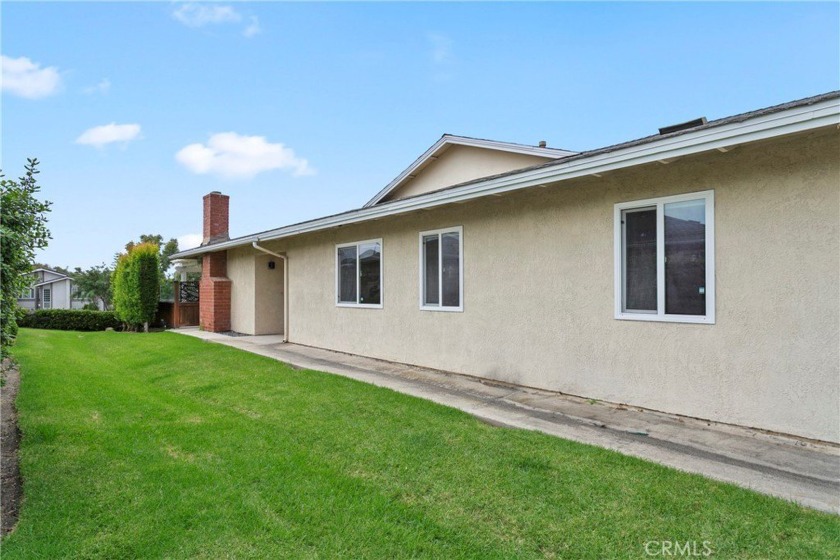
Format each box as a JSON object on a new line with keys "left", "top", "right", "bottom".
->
{"left": 0, "top": 159, "right": 51, "bottom": 356}
{"left": 123, "top": 234, "right": 179, "bottom": 300}
{"left": 111, "top": 254, "right": 130, "bottom": 325}
{"left": 112, "top": 243, "right": 160, "bottom": 332}
{"left": 72, "top": 264, "right": 113, "bottom": 309}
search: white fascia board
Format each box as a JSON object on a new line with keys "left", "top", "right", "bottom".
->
{"left": 363, "top": 137, "right": 451, "bottom": 208}
{"left": 446, "top": 136, "right": 576, "bottom": 158}
{"left": 363, "top": 135, "right": 576, "bottom": 208}
{"left": 32, "top": 278, "right": 71, "bottom": 288}
{"left": 29, "top": 268, "right": 69, "bottom": 278}
{"left": 173, "top": 98, "right": 839, "bottom": 259}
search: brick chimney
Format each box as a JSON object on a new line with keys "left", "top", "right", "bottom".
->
{"left": 202, "top": 191, "right": 230, "bottom": 246}
{"left": 199, "top": 191, "right": 232, "bottom": 332}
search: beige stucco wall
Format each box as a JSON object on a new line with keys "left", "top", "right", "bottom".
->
{"left": 383, "top": 145, "right": 552, "bottom": 202}
{"left": 255, "top": 253, "right": 284, "bottom": 335}
{"left": 249, "top": 127, "right": 839, "bottom": 442}
{"left": 227, "top": 248, "right": 285, "bottom": 335}
{"left": 228, "top": 247, "right": 256, "bottom": 334}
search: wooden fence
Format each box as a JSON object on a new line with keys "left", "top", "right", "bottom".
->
{"left": 156, "top": 281, "right": 200, "bottom": 328}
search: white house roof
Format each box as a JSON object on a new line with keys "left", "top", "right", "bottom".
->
{"left": 172, "top": 91, "right": 840, "bottom": 260}
{"left": 30, "top": 267, "right": 69, "bottom": 278}
{"left": 363, "top": 134, "right": 577, "bottom": 207}
{"left": 32, "top": 277, "right": 72, "bottom": 288}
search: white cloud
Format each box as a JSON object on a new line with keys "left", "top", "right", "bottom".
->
{"left": 1, "top": 55, "right": 62, "bottom": 99}
{"left": 177, "top": 233, "right": 203, "bottom": 250}
{"left": 172, "top": 3, "right": 241, "bottom": 27}
{"left": 176, "top": 132, "right": 314, "bottom": 180}
{"left": 243, "top": 16, "right": 261, "bottom": 38}
{"left": 428, "top": 33, "right": 453, "bottom": 64}
{"left": 427, "top": 34, "right": 455, "bottom": 82}
{"left": 75, "top": 123, "right": 142, "bottom": 148}
{"left": 172, "top": 3, "right": 261, "bottom": 37}
{"left": 83, "top": 78, "right": 111, "bottom": 95}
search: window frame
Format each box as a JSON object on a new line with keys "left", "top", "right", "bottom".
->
{"left": 335, "top": 238, "right": 383, "bottom": 309}
{"left": 42, "top": 287, "right": 52, "bottom": 309}
{"left": 418, "top": 226, "right": 464, "bottom": 312}
{"left": 614, "top": 190, "right": 715, "bottom": 324}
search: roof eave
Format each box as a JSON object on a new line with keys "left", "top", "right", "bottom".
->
{"left": 172, "top": 95, "right": 839, "bottom": 260}
{"left": 32, "top": 278, "right": 71, "bottom": 287}
{"left": 362, "top": 134, "right": 576, "bottom": 208}
{"left": 29, "top": 268, "right": 69, "bottom": 278}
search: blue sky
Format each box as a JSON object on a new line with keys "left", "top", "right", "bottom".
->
{"left": 3, "top": 2, "right": 838, "bottom": 270}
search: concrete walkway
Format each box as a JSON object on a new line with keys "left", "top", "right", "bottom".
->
{"left": 173, "top": 328, "right": 840, "bottom": 514}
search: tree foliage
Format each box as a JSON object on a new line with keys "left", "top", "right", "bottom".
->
{"left": 112, "top": 243, "right": 160, "bottom": 332}
{"left": 72, "top": 264, "right": 113, "bottom": 309}
{"left": 0, "top": 159, "right": 51, "bottom": 356}
{"left": 122, "top": 234, "right": 179, "bottom": 300}
{"left": 125, "top": 234, "right": 179, "bottom": 276}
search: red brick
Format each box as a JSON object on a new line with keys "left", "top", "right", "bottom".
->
{"left": 199, "top": 276, "right": 232, "bottom": 332}
{"left": 199, "top": 191, "right": 232, "bottom": 332}
{"left": 202, "top": 191, "right": 230, "bottom": 245}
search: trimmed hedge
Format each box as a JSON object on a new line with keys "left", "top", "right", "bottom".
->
{"left": 112, "top": 242, "right": 160, "bottom": 331}
{"left": 19, "top": 309, "right": 122, "bottom": 332}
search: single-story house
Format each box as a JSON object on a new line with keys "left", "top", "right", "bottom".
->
{"left": 173, "top": 92, "right": 839, "bottom": 444}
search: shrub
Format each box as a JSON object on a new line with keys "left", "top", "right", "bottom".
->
{"left": 6, "top": 306, "right": 28, "bottom": 345}
{"left": 0, "top": 159, "right": 51, "bottom": 356}
{"left": 112, "top": 243, "right": 160, "bottom": 332}
{"left": 82, "top": 302, "right": 99, "bottom": 311}
{"left": 18, "top": 309, "right": 121, "bottom": 332}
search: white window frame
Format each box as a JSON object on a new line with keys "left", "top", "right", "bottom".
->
{"left": 20, "top": 288, "right": 34, "bottom": 299}
{"left": 418, "top": 226, "right": 464, "bottom": 312}
{"left": 335, "top": 238, "right": 383, "bottom": 309}
{"left": 42, "top": 287, "right": 52, "bottom": 309}
{"left": 614, "top": 190, "right": 715, "bottom": 324}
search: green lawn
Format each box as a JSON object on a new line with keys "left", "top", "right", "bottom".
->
{"left": 3, "top": 330, "right": 838, "bottom": 559}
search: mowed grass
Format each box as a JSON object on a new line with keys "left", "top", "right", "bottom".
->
{"left": 3, "top": 330, "right": 839, "bottom": 559}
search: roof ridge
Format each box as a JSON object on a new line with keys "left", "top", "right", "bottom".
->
{"left": 172, "top": 90, "right": 839, "bottom": 260}
{"left": 442, "top": 133, "right": 575, "bottom": 153}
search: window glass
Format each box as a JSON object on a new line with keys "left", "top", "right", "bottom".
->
{"left": 423, "top": 235, "right": 440, "bottom": 305}
{"left": 441, "top": 231, "right": 460, "bottom": 307}
{"left": 337, "top": 245, "right": 357, "bottom": 303}
{"left": 623, "top": 208, "right": 657, "bottom": 312}
{"left": 664, "top": 199, "right": 706, "bottom": 316}
{"left": 358, "top": 242, "right": 381, "bottom": 305}
{"left": 616, "top": 190, "right": 713, "bottom": 323}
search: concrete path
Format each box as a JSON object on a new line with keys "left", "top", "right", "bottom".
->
{"left": 173, "top": 328, "right": 840, "bottom": 514}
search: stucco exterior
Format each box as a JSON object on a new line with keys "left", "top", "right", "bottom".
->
{"left": 255, "top": 253, "right": 284, "bottom": 335}
{"left": 227, "top": 248, "right": 285, "bottom": 335}
{"left": 228, "top": 247, "right": 256, "bottom": 334}
{"left": 48, "top": 279, "right": 71, "bottom": 309}
{"left": 18, "top": 270, "right": 76, "bottom": 310}
{"left": 382, "top": 144, "right": 552, "bottom": 202}
{"left": 242, "top": 127, "right": 839, "bottom": 443}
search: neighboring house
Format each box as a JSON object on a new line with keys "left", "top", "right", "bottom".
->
{"left": 17, "top": 268, "right": 101, "bottom": 310}
{"left": 173, "top": 92, "right": 840, "bottom": 444}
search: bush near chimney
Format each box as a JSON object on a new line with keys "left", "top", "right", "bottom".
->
{"left": 112, "top": 242, "right": 160, "bottom": 332}
{"left": 18, "top": 309, "right": 122, "bottom": 331}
